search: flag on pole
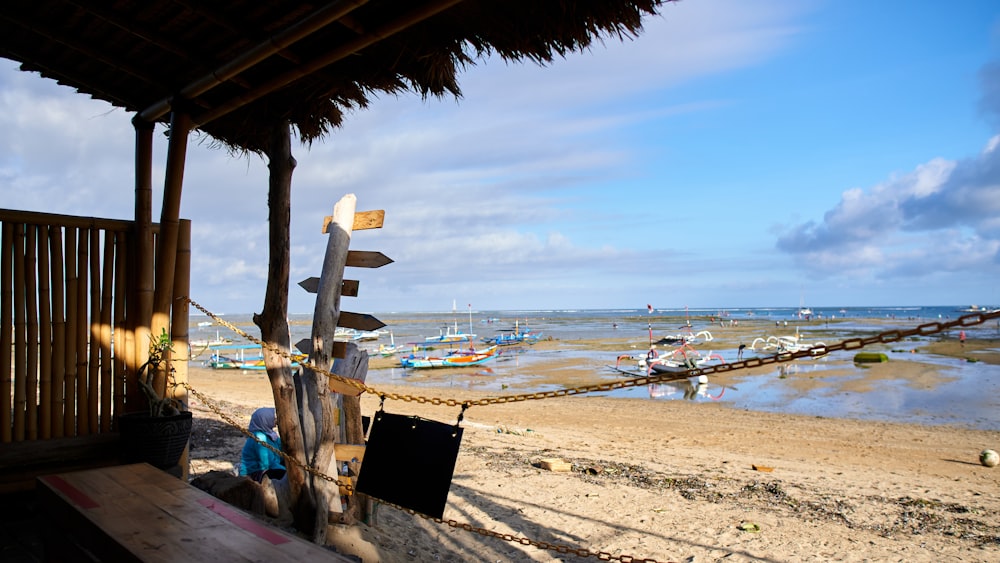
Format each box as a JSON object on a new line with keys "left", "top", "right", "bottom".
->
{"left": 647, "top": 304, "right": 653, "bottom": 313}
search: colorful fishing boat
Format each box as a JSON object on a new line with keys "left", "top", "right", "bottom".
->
{"left": 205, "top": 344, "right": 306, "bottom": 370}
{"left": 400, "top": 345, "right": 499, "bottom": 369}
{"left": 481, "top": 321, "right": 541, "bottom": 346}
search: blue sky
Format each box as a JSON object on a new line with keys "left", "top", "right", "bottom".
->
{"left": 2, "top": 0, "right": 1000, "bottom": 314}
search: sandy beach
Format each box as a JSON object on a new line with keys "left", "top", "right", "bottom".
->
{"left": 185, "top": 329, "right": 1000, "bottom": 562}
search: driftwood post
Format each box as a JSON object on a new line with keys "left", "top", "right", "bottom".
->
{"left": 254, "top": 122, "right": 313, "bottom": 534}
{"left": 299, "top": 205, "right": 388, "bottom": 528}
{"left": 299, "top": 194, "right": 358, "bottom": 541}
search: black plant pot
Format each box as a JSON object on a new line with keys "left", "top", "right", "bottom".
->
{"left": 118, "top": 411, "right": 193, "bottom": 469}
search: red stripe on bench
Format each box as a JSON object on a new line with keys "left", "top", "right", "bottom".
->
{"left": 41, "top": 475, "right": 100, "bottom": 509}
{"left": 197, "top": 498, "right": 290, "bottom": 545}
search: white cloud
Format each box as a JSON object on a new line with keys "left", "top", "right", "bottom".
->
{"left": 777, "top": 135, "right": 1000, "bottom": 279}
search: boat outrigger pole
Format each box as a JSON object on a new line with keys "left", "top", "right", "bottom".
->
{"left": 647, "top": 304, "right": 653, "bottom": 348}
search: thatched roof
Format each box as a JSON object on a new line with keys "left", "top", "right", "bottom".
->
{"left": 1, "top": 0, "right": 667, "bottom": 154}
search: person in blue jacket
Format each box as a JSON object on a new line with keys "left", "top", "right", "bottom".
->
{"left": 239, "top": 407, "right": 286, "bottom": 482}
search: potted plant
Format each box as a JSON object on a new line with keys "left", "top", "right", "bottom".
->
{"left": 117, "top": 329, "right": 193, "bottom": 470}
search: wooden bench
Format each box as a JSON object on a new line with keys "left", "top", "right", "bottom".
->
{"left": 37, "top": 463, "right": 354, "bottom": 562}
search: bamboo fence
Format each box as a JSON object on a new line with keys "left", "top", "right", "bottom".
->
{"left": 0, "top": 209, "right": 186, "bottom": 444}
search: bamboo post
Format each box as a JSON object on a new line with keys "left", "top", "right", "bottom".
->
{"left": 171, "top": 219, "right": 191, "bottom": 407}
{"left": 26, "top": 225, "right": 39, "bottom": 440}
{"left": 88, "top": 228, "right": 100, "bottom": 434}
{"left": 113, "top": 231, "right": 128, "bottom": 419}
{"left": 49, "top": 226, "right": 66, "bottom": 437}
{"left": 1, "top": 222, "right": 13, "bottom": 442}
{"left": 151, "top": 111, "right": 191, "bottom": 399}
{"left": 38, "top": 225, "right": 52, "bottom": 439}
{"left": 13, "top": 223, "right": 27, "bottom": 441}
{"left": 99, "top": 231, "right": 115, "bottom": 432}
{"left": 75, "top": 228, "right": 90, "bottom": 435}
{"left": 64, "top": 228, "right": 77, "bottom": 436}
{"left": 172, "top": 219, "right": 191, "bottom": 478}
{"left": 133, "top": 119, "right": 155, "bottom": 411}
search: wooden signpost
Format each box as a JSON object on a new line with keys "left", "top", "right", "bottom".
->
{"left": 300, "top": 194, "right": 389, "bottom": 525}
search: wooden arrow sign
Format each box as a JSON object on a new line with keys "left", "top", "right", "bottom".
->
{"left": 298, "top": 277, "right": 320, "bottom": 294}
{"left": 341, "top": 279, "right": 359, "bottom": 297}
{"left": 346, "top": 251, "right": 393, "bottom": 269}
{"left": 299, "top": 277, "right": 360, "bottom": 297}
{"left": 323, "top": 209, "right": 385, "bottom": 234}
{"left": 339, "top": 311, "right": 385, "bottom": 331}
{"left": 328, "top": 375, "right": 363, "bottom": 397}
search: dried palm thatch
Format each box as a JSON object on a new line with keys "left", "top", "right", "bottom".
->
{"left": 1, "top": 0, "right": 670, "bottom": 154}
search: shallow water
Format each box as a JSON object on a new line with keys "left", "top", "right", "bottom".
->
{"left": 191, "top": 307, "right": 1000, "bottom": 430}
{"left": 360, "top": 347, "right": 1000, "bottom": 431}
{"left": 595, "top": 353, "right": 1000, "bottom": 430}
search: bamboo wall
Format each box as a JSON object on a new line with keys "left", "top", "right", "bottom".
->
{"left": 0, "top": 209, "right": 178, "bottom": 443}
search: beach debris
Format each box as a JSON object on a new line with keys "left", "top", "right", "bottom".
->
{"left": 496, "top": 425, "right": 534, "bottom": 436}
{"left": 535, "top": 458, "right": 572, "bottom": 472}
{"left": 853, "top": 352, "right": 888, "bottom": 363}
{"left": 738, "top": 521, "right": 761, "bottom": 533}
{"left": 980, "top": 449, "right": 999, "bottom": 468}
{"left": 752, "top": 464, "right": 774, "bottom": 472}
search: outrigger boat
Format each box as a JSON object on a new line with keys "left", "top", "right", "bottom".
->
{"left": 400, "top": 345, "right": 499, "bottom": 369}
{"left": 748, "top": 328, "right": 827, "bottom": 356}
{"left": 655, "top": 329, "right": 713, "bottom": 346}
{"left": 482, "top": 320, "right": 542, "bottom": 346}
{"left": 424, "top": 323, "right": 476, "bottom": 344}
{"left": 205, "top": 344, "right": 306, "bottom": 370}
{"left": 610, "top": 341, "right": 726, "bottom": 376}
{"left": 378, "top": 332, "right": 401, "bottom": 356}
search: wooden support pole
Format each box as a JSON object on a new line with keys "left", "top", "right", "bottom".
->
{"left": 13, "top": 223, "right": 27, "bottom": 441}
{"left": 64, "top": 228, "right": 77, "bottom": 437}
{"left": 113, "top": 231, "right": 128, "bottom": 420}
{"left": 173, "top": 219, "right": 192, "bottom": 478}
{"left": 254, "top": 122, "right": 310, "bottom": 530}
{"left": 152, "top": 111, "right": 191, "bottom": 399}
{"left": 1, "top": 222, "right": 12, "bottom": 442}
{"left": 75, "top": 228, "right": 89, "bottom": 435}
{"left": 133, "top": 119, "right": 155, "bottom": 411}
{"left": 99, "top": 232, "right": 115, "bottom": 433}
{"left": 38, "top": 225, "right": 52, "bottom": 439}
{"left": 25, "top": 225, "right": 39, "bottom": 440}
{"left": 88, "top": 228, "right": 100, "bottom": 434}
{"left": 48, "top": 226, "right": 66, "bottom": 437}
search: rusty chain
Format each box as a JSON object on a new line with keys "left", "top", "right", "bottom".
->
{"left": 184, "top": 382, "right": 671, "bottom": 562}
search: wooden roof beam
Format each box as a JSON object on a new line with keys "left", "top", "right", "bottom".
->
{"left": 137, "top": 0, "right": 372, "bottom": 124}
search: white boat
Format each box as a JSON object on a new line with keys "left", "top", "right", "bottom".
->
{"left": 611, "top": 341, "right": 725, "bottom": 376}
{"left": 655, "top": 329, "right": 713, "bottom": 345}
{"left": 424, "top": 323, "right": 476, "bottom": 344}
{"left": 797, "top": 291, "right": 813, "bottom": 317}
{"left": 749, "top": 329, "right": 827, "bottom": 357}
{"left": 957, "top": 305, "right": 1000, "bottom": 313}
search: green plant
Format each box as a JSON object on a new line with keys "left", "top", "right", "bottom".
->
{"left": 136, "top": 329, "right": 182, "bottom": 417}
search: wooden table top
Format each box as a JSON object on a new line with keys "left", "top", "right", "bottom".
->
{"left": 38, "top": 463, "right": 354, "bottom": 562}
